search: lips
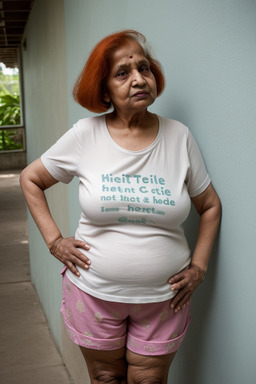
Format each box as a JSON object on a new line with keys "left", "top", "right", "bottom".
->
{"left": 132, "top": 90, "right": 149, "bottom": 97}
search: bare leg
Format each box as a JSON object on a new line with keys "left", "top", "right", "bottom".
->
{"left": 80, "top": 346, "right": 127, "bottom": 384}
{"left": 126, "top": 349, "right": 176, "bottom": 384}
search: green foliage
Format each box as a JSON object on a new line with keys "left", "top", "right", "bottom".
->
{"left": 0, "top": 93, "right": 22, "bottom": 150}
{"left": 0, "top": 93, "right": 21, "bottom": 125}
{"left": 0, "top": 64, "right": 20, "bottom": 95}
{"left": 0, "top": 129, "right": 23, "bottom": 150}
{"left": 0, "top": 64, "right": 23, "bottom": 150}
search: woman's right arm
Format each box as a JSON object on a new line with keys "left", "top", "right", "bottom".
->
{"left": 20, "top": 158, "right": 90, "bottom": 276}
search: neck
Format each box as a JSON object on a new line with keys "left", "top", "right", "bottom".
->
{"left": 107, "top": 109, "right": 155, "bottom": 130}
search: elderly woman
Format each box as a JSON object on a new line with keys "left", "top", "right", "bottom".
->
{"left": 20, "top": 30, "right": 221, "bottom": 383}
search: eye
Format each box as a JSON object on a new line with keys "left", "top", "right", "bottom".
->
{"left": 116, "top": 70, "right": 128, "bottom": 79}
{"left": 139, "top": 64, "right": 150, "bottom": 73}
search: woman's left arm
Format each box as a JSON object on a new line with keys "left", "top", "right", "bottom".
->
{"left": 169, "top": 183, "right": 222, "bottom": 312}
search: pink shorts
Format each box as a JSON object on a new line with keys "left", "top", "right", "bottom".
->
{"left": 61, "top": 271, "right": 191, "bottom": 356}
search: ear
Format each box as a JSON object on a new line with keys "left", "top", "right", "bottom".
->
{"left": 103, "top": 92, "right": 111, "bottom": 103}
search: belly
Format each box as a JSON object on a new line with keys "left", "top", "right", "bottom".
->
{"left": 82, "top": 235, "right": 190, "bottom": 288}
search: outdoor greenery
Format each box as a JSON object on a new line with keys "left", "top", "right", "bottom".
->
{"left": 0, "top": 93, "right": 21, "bottom": 125}
{"left": 0, "top": 63, "right": 23, "bottom": 151}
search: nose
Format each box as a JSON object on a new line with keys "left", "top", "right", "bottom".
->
{"left": 132, "top": 70, "right": 146, "bottom": 87}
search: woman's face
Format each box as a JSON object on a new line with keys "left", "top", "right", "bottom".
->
{"left": 105, "top": 39, "right": 157, "bottom": 115}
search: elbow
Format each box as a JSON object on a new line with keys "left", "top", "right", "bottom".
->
{"left": 19, "top": 167, "right": 25, "bottom": 189}
{"left": 203, "top": 193, "right": 222, "bottom": 227}
{"left": 19, "top": 165, "right": 36, "bottom": 195}
{"left": 213, "top": 195, "right": 222, "bottom": 226}
{"left": 19, "top": 167, "right": 29, "bottom": 191}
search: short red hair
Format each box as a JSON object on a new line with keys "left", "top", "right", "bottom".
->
{"left": 73, "top": 30, "right": 165, "bottom": 113}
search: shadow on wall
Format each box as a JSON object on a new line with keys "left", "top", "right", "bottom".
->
{"left": 174, "top": 204, "right": 221, "bottom": 382}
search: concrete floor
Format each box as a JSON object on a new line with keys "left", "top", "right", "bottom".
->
{"left": 0, "top": 170, "right": 73, "bottom": 384}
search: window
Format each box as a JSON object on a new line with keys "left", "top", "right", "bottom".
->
{"left": 0, "top": 62, "right": 25, "bottom": 152}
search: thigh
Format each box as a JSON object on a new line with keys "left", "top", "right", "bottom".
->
{"left": 80, "top": 346, "right": 127, "bottom": 384}
{"left": 126, "top": 349, "right": 176, "bottom": 384}
{"left": 127, "top": 300, "right": 191, "bottom": 356}
{"left": 61, "top": 273, "right": 128, "bottom": 351}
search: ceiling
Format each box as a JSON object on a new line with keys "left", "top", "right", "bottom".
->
{"left": 0, "top": 0, "right": 34, "bottom": 68}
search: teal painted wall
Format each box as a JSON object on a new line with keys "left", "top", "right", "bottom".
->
{"left": 22, "top": 0, "right": 70, "bottom": 346}
{"left": 64, "top": 1, "right": 256, "bottom": 383}
{"left": 22, "top": 1, "right": 256, "bottom": 382}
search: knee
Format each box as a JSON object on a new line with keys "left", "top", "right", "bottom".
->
{"left": 128, "top": 369, "right": 165, "bottom": 384}
{"left": 92, "top": 368, "right": 126, "bottom": 384}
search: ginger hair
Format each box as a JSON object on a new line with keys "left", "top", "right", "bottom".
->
{"left": 73, "top": 30, "right": 165, "bottom": 113}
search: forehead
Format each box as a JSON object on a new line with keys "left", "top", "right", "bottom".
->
{"left": 109, "top": 40, "right": 147, "bottom": 66}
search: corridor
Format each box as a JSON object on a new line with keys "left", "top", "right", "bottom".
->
{"left": 0, "top": 170, "right": 72, "bottom": 384}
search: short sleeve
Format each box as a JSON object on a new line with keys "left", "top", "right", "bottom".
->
{"left": 41, "top": 122, "right": 81, "bottom": 183}
{"left": 186, "top": 130, "right": 211, "bottom": 197}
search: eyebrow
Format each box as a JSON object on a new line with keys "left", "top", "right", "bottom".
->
{"left": 113, "top": 58, "right": 150, "bottom": 73}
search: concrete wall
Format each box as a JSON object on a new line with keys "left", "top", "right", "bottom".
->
{"left": 0, "top": 151, "right": 26, "bottom": 170}
{"left": 23, "top": 0, "right": 256, "bottom": 383}
{"left": 22, "top": 1, "right": 89, "bottom": 381}
{"left": 64, "top": 1, "right": 256, "bottom": 383}
{"left": 22, "top": 0, "right": 70, "bottom": 347}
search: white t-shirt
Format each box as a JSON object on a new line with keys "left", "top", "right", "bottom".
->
{"left": 41, "top": 114, "right": 210, "bottom": 303}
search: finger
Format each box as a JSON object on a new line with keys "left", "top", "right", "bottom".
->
{"left": 51, "top": 237, "right": 91, "bottom": 274}
{"left": 74, "top": 239, "right": 90, "bottom": 251}
{"left": 66, "top": 260, "right": 81, "bottom": 277}
{"left": 69, "top": 240, "right": 91, "bottom": 266}
{"left": 59, "top": 240, "right": 91, "bottom": 267}
{"left": 73, "top": 250, "right": 91, "bottom": 269}
{"left": 168, "top": 273, "right": 184, "bottom": 284}
{"left": 61, "top": 246, "right": 91, "bottom": 270}
{"left": 170, "top": 282, "right": 192, "bottom": 306}
{"left": 174, "top": 293, "right": 191, "bottom": 312}
{"left": 171, "top": 292, "right": 191, "bottom": 313}
{"left": 72, "top": 247, "right": 91, "bottom": 262}
{"left": 59, "top": 237, "right": 90, "bottom": 254}
{"left": 170, "top": 291, "right": 183, "bottom": 309}
{"left": 170, "top": 277, "right": 189, "bottom": 291}
{"left": 56, "top": 249, "right": 90, "bottom": 272}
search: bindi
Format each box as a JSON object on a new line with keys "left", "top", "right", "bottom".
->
{"left": 129, "top": 55, "right": 133, "bottom": 58}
